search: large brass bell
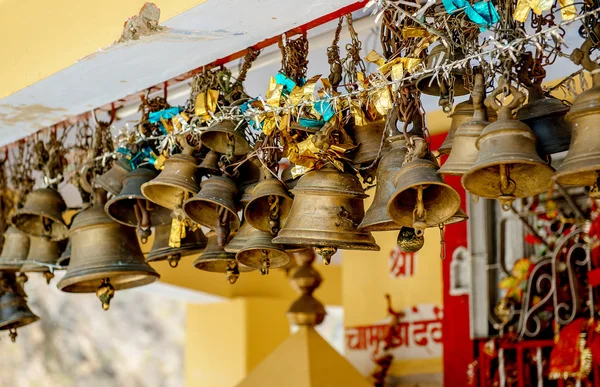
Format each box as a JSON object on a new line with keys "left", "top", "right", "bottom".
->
{"left": 0, "top": 271, "right": 39, "bottom": 342}
{"left": 348, "top": 119, "right": 390, "bottom": 165}
{"left": 12, "top": 188, "right": 68, "bottom": 241}
{"left": 272, "top": 164, "right": 379, "bottom": 264}
{"left": 183, "top": 176, "right": 240, "bottom": 246}
{"left": 416, "top": 44, "right": 468, "bottom": 102}
{"left": 200, "top": 119, "right": 251, "bottom": 157}
{"left": 516, "top": 84, "right": 571, "bottom": 156}
{"left": 147, "top": 224, "right": 207, "bottom": 267}
{"left": 387, "top": 158, "right": 460, "bottom": 235}
{"left": 141, "top": 148, "right": 199, "bottom": 210}
{"left": 198, "top": 150, "right": 221, "bottom": 176}
{"left": 439, "top": 73, "right": 489, "bottom": 176}
{"left": 105, "top": 168, "right": 172, "bottom": 242}
{"left": 462, "top": 84, "right": 553, "bottom": 210}
{"left": 93, "top": 158, "right": 132, "bottom": 196}
{"left": 237, "top": 227, "right": 289, "bottom": 275}
{"left": 58, "top": 191, "right": 159, "bottom": 310}
{"left": 194, "top": 231, "right": 254, "bottom": 284}
{"left": 0, "top": 227, "right": 30, "bottom": 271}
{"left": 20, "top": 236, "right": 63, "bottom": 284}
{"left": 244, "top": 168, "right": 293, "bottom": 235}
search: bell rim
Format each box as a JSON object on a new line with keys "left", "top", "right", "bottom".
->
{"left": 20, "top": 263, "right": 56, "bottom": 272}
{"left": 146, "top": 246, "right": 206, "bottom": 262}
{"left": 183, "top": 198, "right": 241, "bottom": 231}
{"left": 516, "top": 98, "right": 569, "bottom": 121}
{"left": 236, "top": 249, "right": 290, "bottom": 269}
{"left": 57, "top": 269, "right": 160, "bottom": 293}
{"left": 11, "top": 211, "right": 69, "bottom": 241}
{"left": 272, "top": 234, "right": 380, "bottom": 251}
{"left": 416, "top": 72, "right": 469, "bottom": 97}
{"left": 193, "top": 257, "right": 255, "bottom": 273}
{"left": 358, "top": 219, "right": 402, "bottom": 232}
{"left": 141, "top": 180, "right": 199, "bottom": 210}
{"left": 104, "top": 197, "right": 173, "bottom": 228}
{"left": 0, "top": 313, "right": 40, "bottom": 331}
{"left": 553, "top": 163, "right": 600, "bottom": 186}
{"left": 0, "top": 262, "right": 23, "bottom": 271}
{"left": 199, "top": 126, "right": 251, "bottom": 156}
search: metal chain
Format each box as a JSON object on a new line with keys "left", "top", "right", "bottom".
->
{"left": 327, "top": 17, "right": 344, "bottom": 90}
{"left": 343, "top": 14, "right": 366, "bottom": 90}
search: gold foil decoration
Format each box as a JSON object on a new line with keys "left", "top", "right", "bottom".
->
{"left": 413, "top": 35, "right": 439, "bottom": 58}
{"left": 369, "top": 83, "right": 393, "bottom": 116}
{"left": 297, "top": 136, "right": 322, "bottom": 157}
{"left": 402, "top": 27, "right": 429, "bottom": 38}
{"left": 291, "top": 165, "right": 312, "bottom": 179}
{"left": 154, "top": 154, "right": 167, "bottom": 170}
{"left": 169, "top": 217, "right": 183, "bottom": 248}
{"left": 321, "top": 77, "right": 332, "bottom": 91}
{"left": 514, "top": 0, "right": 533, "bottom": 22}
{"left": 266, "top": 76, "right": 283, "bottom": 106}
{"left": 350, "top": 102, "right": 367, "bottom": 126}
{"left": 160, "top": 117, "right": 173, "bottom": 133}
{"left": 559, "top": 0, "right": 576, "bottom": 20}
{"left": 262, "top": 115, "right": 276, "bottom": 136}
{"left": 195, "top": 89, "right": 219, "bottom": 118}
{"left": 365, "top": 50, "right": 386, "bottom": 66}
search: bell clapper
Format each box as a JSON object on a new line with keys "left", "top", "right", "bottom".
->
{"left": 268, "top": 195, "right": 280, "bottom": 235}
{"left": 96, "top": 278, "right": 115, "bottom": 311}
{"left": 260, "top": 250, "right": 271, "bottom": 275}
{"left": 498, "top": 164, "right": 516, "bottom": 211}
{"left": 16, "top": 272, "right": 28, "bottom": 286}
{"left": 225, "top": 261, "right": 240, "bottom": 284}
{"left": 167, "top": 253, "right": 181, "bottom": 268}
{"left": 43, "top": 270, "right": 54, "bottom": 285}
{"left": 134, "top": 199, "right": 152, "bottom": 244}
{"left": 216, "top": 207, "right": 231, "bottom": 247}
{"left": 9, "top": 328, "right": 17, "bottom": 343}
{"left": 439, "top": 224, "right": 446, "bottom": 260}
{"left": 412, "top": 185, "right": 427, "bottom": 234}
{"left": 225, "top": 133, "right": 235, "bottom": 162}
{"left": 316, "top": 246, "right": 337, "bottom": 265}
{"left": 397, "top": 227, "right": 425, "bottom": 253}
{"left": 472, "top": 195, "right": 479, "bottom": 204}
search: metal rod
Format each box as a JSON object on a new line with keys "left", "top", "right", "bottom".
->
{"left": 555, "top": 184, "right": 586, "bottom": 220}
{"left": 510, "top": 206, "right": 551, "bottom": 248}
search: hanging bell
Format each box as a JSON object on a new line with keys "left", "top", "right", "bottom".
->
{"left": 183, "top": 176, "right": 240, "bottom": 246}
{"left": 194, "top": 231, "right": 254, "bottom": 284}
{"left": 147, "top": 224, "right": 207, "bottom": 267}
{"left": 416, "top": 44, "right": 468, "bottom": 101}
{"left": 58, "top": 191, "right": 159, "bottom": 310}
{"left": 348, "top": 119, "right": 390, "bottom": 166}
{"left": 57, "top": 237, "right": 71, "bottom": 268}
{"left": 439, "top": 73, "right": 489, "bottom": 176}
{"left": 233, "top": 158, "right": 262, "bottom": 194}
{"left": 444, "top": 207, "right": 469, "bottom": 225}
{"left": 105, "top": 168, "right": 172, "bottom": 242}
{"left": 272, "top": 164, "right": 379, "bottom": 265}
{"left": 516, "top": 85, "right": 571, "bottom": 156}
{"left": 0, "top": 227, "right": 30, "bottom": 271}
{"left": 438, "top": 99, "right": 474, "bottom": 155}
{"left": 200, "top": 119, "right": 251, "bottom": 157}
{"left": 359, "top": 135, "right": 407, "bottom": 232}
{"left": 224, "top": 218, "right": 254, "bottom": 254}
{"left": 0, "top": 271, "right": 39, "bottom": 341}
{"left": 462, "top": 85, "right": 553, "bottom": 210}
{"left": 244, "top": 168, "right": 293, "bottom": 235}
{"left": 141, "top": 148, "right": 200, "bottom": 211}
{"left": 237, "top": 227, "right": 289, "bottom": 275}
{"left": 20, "top": 236, "right": 63, "bottom": 284}
{"left": 387, "top": 159, "right": 461, "bottom": 235}
{"left": 12, "top": 188, "right": 68, "bottom": 241}
{"left": 198, "top": 150, "right": 222, "bottom": 176}
{"left": 93, "top": 158, "right": 132, "bottom": 196}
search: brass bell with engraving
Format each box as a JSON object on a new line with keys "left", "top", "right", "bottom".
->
{"left": 93, "top": 158, "right": 132, "bottom": 196}
{"left": 439, "top": 73, "right": 489, "bottom": 176}
{"left": 236, "top": 227, "right": 289, "bottom": 275}
{"left": 12, "top": 188, "right": 68, "bottom": 241}
{"left": 348, "top": 119, "right": 390, "bottom": 166}
{"left": 183, "top": 176, "right": 240, "bottom": 246}
{"left": 58, "top": 190, "right": 159, "bottom": 310}
{"left": 0, "top": 227, "right": 30, "bottom": 271}
{"left": 194, "top": 231, "right": 254, "bottom": 284}
{"left": 20, "top": 236, "right": 63, "bottom": 284}
{"left": 462, "top": 84, "right": 553, "bottom": 210}
{"left": 200, "top": 119, "right": 251, "bottom": 157}
{"left": 272, "top": 164, "right": 379, "bottom": 265}
{"left": 0, "top": 271, "right": 39, "bottom": 342}
{"left": 146, "top": 224, "right": 207, "bottom": 268}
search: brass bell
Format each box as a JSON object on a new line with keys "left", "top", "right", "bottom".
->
{"left": 444, "top": 207, "right": 469, "bottom": 225}
{"left": 348, "top": 119, "right": 390, "bottom": 165}
{"left": 93, "top": 158, "right": 132, "bottom": 196}
{"left": 57, "top": 238, "right": 71, "bottom": 268}
{"left": 244, "top": 168, "right": 293, "bottom": 235}
{"left": 272, "top": 164, "right": 379, "bottom": 265}
{"left": 105, "top": 168, "right": 172, "bottom": 241}
{"left": 416, "top": 44, "right": 468, "bottom": 100}
{"left": 438, "top": 99, "right": 474, "bottom": 155}
{"left": 233, "top": 158, "right": 262, "bottom": 193}
{"left": 58, "top": 191, "right": 159, "bottom": 310}
{"left": 21, "top": 236, "right": 63, "bottom": 284}
{"left": 439, "top": 73, "right": 489, "bottom": 176}
{"left": 516, "top": 84, "right": 571, "bottom": 156}
{"left": 0, "top": 271, "right": 39, "bottom": 342}
{"left": 183, "top": 176, "right": 240, "bottom": 246}
{"left": 12, "top": 188, "right": 68, "bottom": 241}
{"left": 359, "top": 135, "right": 407, "bottom": 232}
{"left": 237, "top": 227, "right": 289, "bottom": 275}
{"left": 387, "top": 159, "right": 461, "bottom": 235}
{"left": 147, "top": 224, "right": 207, "bottom": 267}
{"left": 0, "top": 227, "right": 30, "bottom": 271}
{"left": 194, "top": 231, "right": 254, "bottom": 284}
{"left": 239, "top": 183, "right": 257, "bottom": 208}
{"left": 462, "top": 85, "right": 553, "bottom": 210}
{"left": 198, "top": 150, "right": 221, "bottom": 176}
{"left": 200, "top": 119, "right": 251, "bottom": 157}
{"left": 224, "top": 218, "right": 253, "bottom": 254}
{"left": 141, "top": 149, "right": 200, "bottom": 211}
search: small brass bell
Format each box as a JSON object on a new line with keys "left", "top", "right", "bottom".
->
{"left": 244, "top": 168, "right": 293, "bottom": 235}
{"left": 200, "top": 119, "right": 251, "bottom": 157}
{"left": 397, "top": 227, "right": 425, "bottom": 253}
{"left": 12, "top": 188, "right": 68, "bottom": 241}
{"left": 359, "top": 135, "right": 407, "bottom": 232}
{"left": 0, "top": 271, "right": 39, "bottom": 341}
{"left": 58, "top": 191, "right": 159, "bottom": 310}
{"left": 141, "top": 148, "right": 199, "bottom": 210}
{"left": 444, "top": 207, "right": 469, "bottom": 225}
{"left": 224, "top": 218, "right": 253, "bottom": 254}
{"left": 93, "top": 158, "right": 132, "bottom": 196}
{"left": 194, "top": 231, "right": 254, "bottom": 284}
{"left": 147, "top": 224, "right": 207, "bottom": 267}
{"left": 57, "top": 238, "right": 71, "bottom": 268}
{"left": 462, "top": 84, "right": 553, "bottom": 210}
{"left": 0, "top": 227, "right": 30, "bottom": 271}
{"left": 239, "top": 183, "right": 257, "bottom": 207}
{"left": 416, "top": 44, "right": 468, "bottom": 102}
{"left": 183, "top": 176, "right": 240, "bottom": 246}
{"left": 272, "top": 164, "right": 379, "bottom": 264}
{"left": 439, "top": 73, "right": 489, "bottom": 176}
{"left": 516, "top": 84, "right": 570, "bottom": 156}
{"left": 348, "top": 119, "right": 390, "bottom": 165}
{"left": 198, "top": 150, "right": 221, "bottom": 176}
{"left": 21, "top": 236, "right": 63, "bottom": 284}
{"left": 105, "top": 168, "right": 172, "bottom": 242}
{"left": 387, "top": 159, "right": 461, "bottom": 235}
{"left": 237, "top": 227, "right": 289, "bottom": 275}
{"left": 438, "top": 100, "right": 474, "bottom": 155}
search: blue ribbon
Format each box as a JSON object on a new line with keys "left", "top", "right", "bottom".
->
{"left": 275, "top": 73, "right": 296, "bottom": 95}
{"left": 148, "top": 107, "right": 183, "bottom": 124}
{"left": 441, "top": 0, "right": 499, "bottom": 30}
{"left": 299, "top": 118, "right": 325, "bottom": 128}
{"left": 313, "top": 100, "right": 335, "bottom": 122}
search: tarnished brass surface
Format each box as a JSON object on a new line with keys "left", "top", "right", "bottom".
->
{"left": 194, "top": 231, "right": 254, "bottom": 273}
{"left": 348, "top": 119, "right": 390, "bottom": 165}
{"left": 236, "top": 227, "right": 290, "bottom": 273}
{"left": 272, "top": 165, "right": 379, "bottom": 252}
{"left": 197, "top": 150, "right": 221, "bottom": 176}
{"left": 12, "top": 188, "right": 68, "bottom": 241}
{"left": 183, "top": 176, "right": 240, "bottom": 232}
{"left": 444, "top": 207, "right": 469, "bottom": 225}
{"left": 141, "top": 153, "right": 199, "bottom": 210}
{"left": 416, "top": 44, "right": 468, "bottom": 97}
{"left": 244, "top": 176, "right": 293, "bottom": 233}
{"left": 0, "top": 271, "right": 39, "bottom": 332}
{"left": 20, "top": 236, "right": 62, "bottom": 273}
{"left": 56, "top": 237, "right": 71, "bottom": 268}
{"left": 438, "top": 99, "right": 474, "bottom": 155}
{"left": 0, "top": 227, "right": 30, "bottom": 271}
{"left": 147, "top": 224, "right": 207, "bottom": 266}
{"left": 93, "top": 158, "right": 132, "bottom": 196}
{"left": 200, "top": 120, "right": 251, "bottom": 156}
{"left": 281, "top": 163, "right": 299, "bottom": 191}
{"left": 224, "top": 218, "right": 253, "bottom": 253}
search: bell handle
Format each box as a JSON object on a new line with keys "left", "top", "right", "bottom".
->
{"left": 571, "top": 25, "right": 600, "bottom": 85}
{"left": 471, "top": 73, "right": 485, "bottom": 109}
{"left": 484, "top": 81, "right": 525, "bottom": 119}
